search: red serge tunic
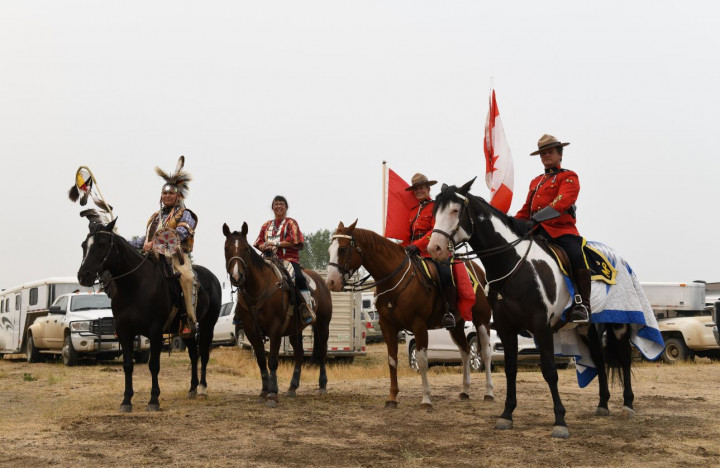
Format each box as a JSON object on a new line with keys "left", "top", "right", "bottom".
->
{"left": 515, "top": 166, "right": 580, "bottom": 238}
{"left": 402, "top": 199, "right": 435, "bottom": 256}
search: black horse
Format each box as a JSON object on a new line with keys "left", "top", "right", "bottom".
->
{"left": 77, "top": 216, "right": 222, "bottom": 412}
{"left": 428, "top": 179, "right": 662, "bottom": 438}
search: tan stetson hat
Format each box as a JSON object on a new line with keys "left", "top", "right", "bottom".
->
{"left": 405, "top": 173, "right": 438, "bottom": 191}
{"left": 530, "top": 134, "right": 570, "bottom": 156}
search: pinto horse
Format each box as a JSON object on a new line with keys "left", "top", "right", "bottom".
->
{"left": 76, "top": 216, "right": 222, "bottom": 412}
{"left": 428, "top": 179, "right": 662, "bottom": 438}
{"left": 222, "top": 222, "right": 332, "bottom": 406}
{"left": 325, "top": 220, "right": 494, "bottom": 409}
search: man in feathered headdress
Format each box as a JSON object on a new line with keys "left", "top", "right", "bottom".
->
{"left": 130, "top": 156, "right": 199, "bottom": 335}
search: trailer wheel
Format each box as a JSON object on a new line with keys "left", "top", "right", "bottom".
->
{"left": 134, "top": 350, "right": 150, "bottom": 364}
{"left": 62, "top": 335, "right": 79, "bottom": 366}
{"left": 468, "top": 336, "right": 485, "bottom": 372}
{"left": 662, "top": 337, "right": 691, "bottom": 364}
{"left": 408, "top": 342, "right": 419, "bottom": 372}
{"left": 26, "top": 334, "right": 43, "bottom": 363}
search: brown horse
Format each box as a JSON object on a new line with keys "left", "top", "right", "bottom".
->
{"left": 223, "top": 222, "right": 332, "bottom": 407}
{"left": 325, "top": 220, "right": 494, "bottom": 410}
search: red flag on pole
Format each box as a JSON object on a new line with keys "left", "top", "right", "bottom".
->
{"left": 484, "top": 90, "right": 514, "bottom": 213}
{"left": 384, "top": 167, "right": 417, "bottom": 243}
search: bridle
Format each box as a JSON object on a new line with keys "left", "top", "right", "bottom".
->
{"left": 84, "top": 230, "right": 149, "bottom": 283}
{"left": 328, "top": 233, "right": 365, "bottom": 283}
{"left": 226, "top": 252, "right": 249, "bottom": 289}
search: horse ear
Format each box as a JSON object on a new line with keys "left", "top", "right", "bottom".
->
{"left": 222, "top": 223, "right": 231, "bottom": 237}
{"left": 106, "top": 217, "right": 117, "bottom": 231}
{"left": 459, "top": 177, "right": 477, "bottom": 194}
{"left": 241, "top": 222, "right": 248, "bottom": 236}
{"left": 338, "top": 221, "right": 345, "bottom": 230}
{"left": 348, "top": 219, "right": 358, "bottom": 231}
{"left": 441, "top": 183, "right": 448, "bottom": 192}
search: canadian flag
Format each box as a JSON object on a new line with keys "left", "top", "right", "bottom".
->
{"left": 484, "top": 90, "right": 514, "bottom": 213}
{"left": 383, "top": 166, "right": 417, "bottom": 244}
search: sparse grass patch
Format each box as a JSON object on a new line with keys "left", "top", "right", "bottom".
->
{"left": 22, "top": 373, "right": 37, "bottom": 382}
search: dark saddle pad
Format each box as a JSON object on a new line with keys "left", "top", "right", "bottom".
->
{"left": 535, "top": 237, "right": 616, "bottom": 284}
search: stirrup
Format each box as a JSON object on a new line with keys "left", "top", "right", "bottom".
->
{"left": 568, "top": 304, "right": 590, "bottom": 323}
{"left": 442, "top": 312, "right": 456, "bottom": 330}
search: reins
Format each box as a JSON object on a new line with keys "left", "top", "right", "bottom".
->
{"left": 91, "top": 231, "right": 151, "bottom": 283}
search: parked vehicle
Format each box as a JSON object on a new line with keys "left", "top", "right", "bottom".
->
{"left": 714, "top": 302, "right": 720, "bottom": 347}
{"left": 1, "top": 277, "right": 97, "bottom": 357}
{"left": 405, "top": 323, "right": 572, "bottom": 372}
{"left": 642, "top": 281, "right": 720, "bottom": 363}
{"left": 361, "top": 309, "right": 382, "bottom": 343}
{"left": 213, "top": 301, "right": 237, "bottom": 346}
{"left": 237, "top": 290, "right": 366, "bottom": 360}
{"left": 26, "top": 291, "right": 150, "bottom": 365}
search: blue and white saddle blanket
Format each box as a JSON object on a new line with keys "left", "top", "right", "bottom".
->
{"left": 554, "top": 241, "right": 665, "bottom": 388}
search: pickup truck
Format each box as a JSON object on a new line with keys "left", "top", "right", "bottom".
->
{"left": 26, "top": 292, "right": 150, "bottom": 366}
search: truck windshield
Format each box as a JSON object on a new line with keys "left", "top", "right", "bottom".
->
{"left": 70, "top": 295, "right": 111, "bottom": 311}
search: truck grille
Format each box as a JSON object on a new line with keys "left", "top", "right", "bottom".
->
{"left": 92, "top": 317, "right": 116, "bottom": 335}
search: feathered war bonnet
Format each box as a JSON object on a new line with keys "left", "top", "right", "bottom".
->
{"left": 156, "top": 156, "right": 192, "bottom": 200}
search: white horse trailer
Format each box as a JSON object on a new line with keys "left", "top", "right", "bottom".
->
{"left": 0, "top": 277, "right": 94, "bottom": 356}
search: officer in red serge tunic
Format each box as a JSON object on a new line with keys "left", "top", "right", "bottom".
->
{"left": 515, "top": 134, "right": 590, "bottom": 323}
{"left": 402, "top": 173, "right": 458, "bottom": 329}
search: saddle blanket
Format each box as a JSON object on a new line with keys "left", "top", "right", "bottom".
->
{"left": 555, "top": 241, "right": 665, "bottom": 388}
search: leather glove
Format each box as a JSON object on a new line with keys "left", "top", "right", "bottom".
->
{"left": 526, "top": 218, "right": 538, "bottom": 230}
{"left": 405, "top": 244, "right": 420, "bottom": 255}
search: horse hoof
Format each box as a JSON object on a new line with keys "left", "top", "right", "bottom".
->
{"left": 551, "top": 425, "right": 569, "bottom": 439}
{"left": 188, "top": 391, "right": 197, "bottom": 400}
{"left": 285, "top": 390, "right": 297, "bottom": 398}
{"left": 265, "top": 397, "right": 279, "bottom": 408}
{"left": 495, "top": 418, "right": 513, "bottom": 430}
{"left": 459, "top": 392, "right": 470, "bottom": 401}
{"left": 197, "top": 393, "right": 208, "bottom": 400}
{"left": 258, "top": 396, "right": 266, "bottom": 404}
{"left": 197, "top": 385, "right": 208, "bottom": 399}
{"left": 146, "top": 404, "right": 160, "bottom": 412}
{"left": 316, "top": 388, "right": 328, "bottom": 395}
{"left": 119, "top": 405, "right": 132, "bottom": 413}
{"left": 420, "top": 403, "right": 433, "bottom": 412}
{"left": 384, "top": 401, "right": 398, "bottom": 410}
{"left": 484, "top": 394, "right": 495, "bottom": 402}
{"left": 621, "top": 406, "right": 635, "bottom": 419}
{"left": 594, "top": 407, "right": 610, "bottom": 417}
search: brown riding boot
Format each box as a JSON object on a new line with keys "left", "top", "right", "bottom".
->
{"left": 442, "top": 285, "right": 457, "bottom": 329}
{"left": 568, "top": 269, "right": 591, "bottom": 323}
{"left": 299, "top": 290, "right": 316, "bottom": 325}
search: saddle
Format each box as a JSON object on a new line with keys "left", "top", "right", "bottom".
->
{"left": 534, "top": 236, "right": 616, "bottom": 284}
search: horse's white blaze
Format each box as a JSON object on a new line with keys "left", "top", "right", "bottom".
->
{"left": 81, "top": 237, "right": 95, "bottom": 266}
{"left": 477, "top": 324, "right": 495, "bottom": 398}
{"left": 388, "top": 355, "right": 397, "bottom": 368}
{"left": 416, "top": 348, "right": 432, "bottom": 406}
{"left": 428, "top": 201, "right": 465, "bottom": 259}
{"left": 325, "top": 239, "right": 343, "bottom": 289}
{"left": 231, "top": 262, "right": 240, "bottom": 282}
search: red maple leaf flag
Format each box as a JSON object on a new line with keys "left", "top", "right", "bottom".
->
{"left": 384, "top": 166, "right": 417, "bottom": 244}
{"left": 484, "top": 89, "right": 514, "bottom": 213}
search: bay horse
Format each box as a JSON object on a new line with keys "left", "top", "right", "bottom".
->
{"left": 428, "top": 179, "right": 663, "bottom": 438}
{"left": 325, "top": 220, "right": 494, "bottom": 410}
{"left": 222, "top": 222, "right": 332, "bottom": 407}
{"left": 76, "top": 215, "right": 222, "bottom": 412}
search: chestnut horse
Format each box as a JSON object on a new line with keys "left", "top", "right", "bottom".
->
{"left": 325, "top": 220, "right": 494, "bottom": 410}
{"left": 223, "top": 222, "right": 332, "bottom": 406}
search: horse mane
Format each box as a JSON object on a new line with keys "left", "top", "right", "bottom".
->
{"left": 352, "top": 227, "right": 405, "bottom": 256}
{"left": 435, "top": 185, "right": 525, "bottom": 238}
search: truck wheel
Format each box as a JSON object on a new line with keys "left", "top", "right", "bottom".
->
{"left": 662, "top": 337, "right": 691, "bottom": 364}
{"left": 468, "top": 336, "right": 485, "bottom": 372}
{"left": 62, "top": 335, "right": 79, "bottom": 366}
{"left": 134, "top": 350, "right": 150, "bottom": 364}
{"left": 171, "top": 336, "right": 186, "bottom": 352}
{"left": 408, "top": 342, "right": 419, "bottom": 372}
{"left": 26, "top": 335, "right": 44, "bottom": 363}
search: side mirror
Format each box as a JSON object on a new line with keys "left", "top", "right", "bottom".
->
{"left": 48, "top": 305, "right": 64, "bottom": 315}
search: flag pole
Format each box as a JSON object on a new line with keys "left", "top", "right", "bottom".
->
{"left": 382, "top": 160, "right": 387, "bottom": 234}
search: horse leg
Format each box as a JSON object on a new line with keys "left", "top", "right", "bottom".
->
{"left": 119, "top": 335, "right": 135, "bottom": 413}
{"left": 495, "top": 329, "right": 517, "bottom": 430}
{"left": 581, "top": 325, "right": 610, "bottom": 416}
{"left": 196, "top": 320, "right": 214, "bottom": 399}
{"left": 245, "top": 327, "right": 270, "bottom": 402}
{"left": 411, "top": 327, "right": 433, "bottom": 411}
{"left": 381, "top": 323, "right": 401, "bottom": 409}
{"left": 185, "top": 335, "right": 200, "bottom": 399}
{"left": 265, "top": 336, "right": 282, "bottom": 408}
{"left": 448, "top": 324, "right": 471, "bottom": 401}
{"left": 147, "top": 334, "right": 163, "bottom": 412}
{"left": 314, "top": 321, "right": 329, "bottom": 395}
{"left": 285, "top": 332, "right": 303, "bottom": 397}
{"left": 534, "top": 327, "right": 569, "bottom": 438}
{"left": 616, "top": 326, "right": 635, "bottom": 418}
{"left": 477, "top": 323, "right": 495, "bottom": 401}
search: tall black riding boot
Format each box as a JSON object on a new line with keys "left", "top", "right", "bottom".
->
{"left": 442, "top": 285, "right": 457, "bottom": 329}
{"left": 569, "top": 269, "right": 591, "bottom": 323}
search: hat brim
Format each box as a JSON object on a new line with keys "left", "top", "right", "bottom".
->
{"left": 530, "top": 142, "right": 570, "bottom": 156}
{"left": 405, "top": 180, "right": 437, "bottom": 191}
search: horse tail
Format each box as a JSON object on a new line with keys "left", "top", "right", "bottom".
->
{"left": 603, "top": 324, "right": 632, "bottom": 387}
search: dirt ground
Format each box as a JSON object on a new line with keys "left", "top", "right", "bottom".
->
{"left": 1, "top": 343, "right": 719, "bottom": 468}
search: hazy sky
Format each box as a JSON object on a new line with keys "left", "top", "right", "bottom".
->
{"left": 2, "top": 1, "right": 718, "bottom": 297}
